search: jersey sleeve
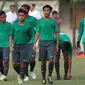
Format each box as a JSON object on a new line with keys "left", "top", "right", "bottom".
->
{"left": 54, "top": 20, "right": 59, "bottom": 33}
{"left": 36, "top": 20, "right": 40, "bottom": 32}
{"left": 9, "top": 23, "right": 13, "bottom": 36}
{"left": 10, "top": 24, "right": 14, "bottom": 36}
{"left": 33, "top": 18, "right": 38, "bottom": 31}
{"left": 77, "top": 20, "right": 84, "bottom": 42}
{"left": 28, "top": 18, "right": 37, "bottom": 39}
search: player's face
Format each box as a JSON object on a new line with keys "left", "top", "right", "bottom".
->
{"left": 0, "top": 14, "right": 6, "bottom": 23}
{"left": 43, "top": 8, "right": 51, "bottom": 17}
{"left": 18, "top": 13, "right": 25, "bottom": 22}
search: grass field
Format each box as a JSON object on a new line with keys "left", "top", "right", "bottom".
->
{"left": 0, "top": 56, "right": 85, "bottom": 85}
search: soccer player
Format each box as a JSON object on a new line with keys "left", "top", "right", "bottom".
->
{"left": 55, "top": 33, "right": 72, "bottom": 80}
{"left": 76, "top": 18, "right": 85, "bottom": 56}
{"left": 21, "top": 4, "right": 37, "bottom": 81}
{"left": 0, "top": 11, "right": 12, "bottom": 81}
{"left": 10, "top": 9, "right": 30, "bottom": 84}
{"left": 33, "top": 5, "right": 59, "bottom": 85}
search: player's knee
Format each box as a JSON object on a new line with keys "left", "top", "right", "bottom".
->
{"left": 12, "top": 62, "right": 19, "bottom": 67}
{"left": 3, "top": 60, "right": 9, "bottom": 64}
{"left": 55, "top": 57, "right": 60, "bottom": 62}
{"left": 41, "top": 60, "right": 46, "bottom": 65}
{"left": 20, "top": 63, "right": 24, "bottom": 68}
{"left": 64, "top": 56, "right": 68, "bottom": 62}
{"left": 49, "top": 58, "right": 53, "bottom": 64}
{"left": 30, "top": 58, "right": 35, "bottom": 63}
{"left": 55, "top": 60, "right": 59, "bottom": 63}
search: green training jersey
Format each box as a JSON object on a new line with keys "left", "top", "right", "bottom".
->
{"left": 25, "top": 16, "right": 37, "bottom": 44}
{"left": 36, "top": 17, "right": 59, "bottom": 41}
{"left": 11, "top": 21, "right": 30, "bottom": 44}
{"left": 77, "top": 19, "right": 85, "bottom": 43}
{"left": 59, "top": 33, "right": 72, "bottom": 57}
{"left": 0, "top": 22, "right": 12, "bottom": 47}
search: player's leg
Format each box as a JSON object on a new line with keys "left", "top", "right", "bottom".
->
{"left": 39, "top": 43, "right": 47, "bottom": 85}
{"left": 48, "top": 58, "right": 54, "bottom": 84}
{"left": 62, "top": 49, "right": 68, "bottom": 80}
{"left": 24, "top": 62, "right": 29, "bottom": 81}
{"left": 83, "top": 44, "right": 85, "bottom": 54}
{"left": 0, "top": 60, "right": 4, "bottom": 75}
{"left": 13, "top": 62, "right": 20, "bottom": 75}
{"left": 0, "top": 50, "right": 4, "bottom": 75}
{"left": 20, "top": 62, "right": 24, "bottom": 81}
{"left": 29, "top": 44, "right": 36, "bottom": 79}
{"left": 12, "top": 44, "right": 20, "bottom": 75}
{"left": 12, "top": 44, "right": 23, "bottom": 84}
{"left": 47, "top": 41, "right": 56, "bottom": 84}
{"left": 20, "top": 44, "right": 29, "bottom": 84}
{"left": 68, "top": 57, "right": 72, "bottom": 80}
{"left": 67, "top": 46, "right": 72, "bottom": 80}
{"left": 30, "top": 57, "right": 36, "bottom": 79}
{"left": 55, "top": 47, "right": 61, "bottom": 80}
{"left": 41, "top": 59, "right": 46, "bottom": 85}
{"left": 24, "top": 44, "right": 31, "bottom": 81}
{"left": 62, "top": 42, "right": 70, "bottom": 80}
{"left": 0, "top": 48, "right": 10, "bottom": 81}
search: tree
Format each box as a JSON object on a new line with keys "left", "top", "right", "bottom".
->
{"left": 0, "top": 0, "right": 7, "bottom": 10}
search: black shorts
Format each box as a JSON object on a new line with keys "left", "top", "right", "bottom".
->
{"left": 0, "top": 47, "right": 10, "bottom": 61}
{"left": 28, "top": 44, "right": 36, "bottom": 60}
{"left": 12, "top": 44, "right": 28, "bottom": 63}
{"left": 39, "top": 40, "right": 56, "bottom": 61}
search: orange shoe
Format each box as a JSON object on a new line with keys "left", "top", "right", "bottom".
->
{"left": 77, "top": 52, "right": 85, "bottom": 58}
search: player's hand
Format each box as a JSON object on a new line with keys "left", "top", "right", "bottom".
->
{"left": 76, "top": 41, "right": 81, "bottom": 51}
{"left": 55, "top": 47, "right": 59, "bottom": 55}
{"left": 10, "top": 46, "right": 13, "bottom": 53}
{"left": 68, "top": 73, "right": 72, "bottom": 80}
{"left": 33, "top": 43, "right": 36, "bottom": 52}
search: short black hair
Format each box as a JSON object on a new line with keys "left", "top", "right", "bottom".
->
{"left": 0, "top": 10, "right": 6, "bottom": 16}
{"left": 18, "top": 9, "right": 27, "bottom": 15}
{"left": 21, "top": 4, "right": 30, "bottom": 11}
{"left": 43, "top": 5, "right": 53, "bottom": 11}
{"left": 52, "top": 11, "right": 58, "bottom": 15}
{"left": 32, "top": 4, "right": 36, "bottom": 7}
{"left": 10, "top": 5, "right": 15, "bottom": 8}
